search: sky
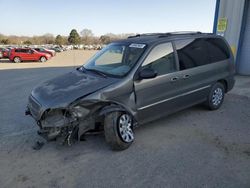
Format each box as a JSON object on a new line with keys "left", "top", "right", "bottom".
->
{"left": 0, "top": 0, "right": 216, "bottom": 37}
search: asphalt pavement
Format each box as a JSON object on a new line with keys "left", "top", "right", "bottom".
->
{"left": 0, "top": 53, "right": 249, "bottom": 188}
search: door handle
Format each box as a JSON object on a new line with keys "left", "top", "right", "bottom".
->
{"left": 183, "top": 74, "right": 190, "bottom": 79}
{"left": 171, "top": 77, "right": 179, "bottom": 82}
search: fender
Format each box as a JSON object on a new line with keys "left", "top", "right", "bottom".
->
{"left": 99, "top": 104, "right": 129, "bottom": 116}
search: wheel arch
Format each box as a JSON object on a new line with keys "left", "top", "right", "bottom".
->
{"left": 217, "top": 79, "right": 228, "bottom": 92}
{"left": 40, "top": 56, "right": 47, "bottom": 60}
{"left": 98, "top": 102, "right": 135, "bottom": 119}
{"left": 13, "top": 56, "right": 21, "bottom": 62}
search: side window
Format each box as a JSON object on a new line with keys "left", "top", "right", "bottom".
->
{"left": 142, "top": 42, "right": 176, "bottom": 76}
{"left": 175, "top": 38, "right": 210, "bottom": 70}
{"left": 206, "top": 38, "right": 230, "bottom": 63}
{"left": 20, "top": 49, "right": 28, "bottom": 53}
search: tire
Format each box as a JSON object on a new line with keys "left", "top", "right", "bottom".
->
{"left": 40, "top": 56, "right": 47, "bottom": 63}
{"left": 104, "top": 112, "right": 134, "bottom": 151}
{"left": 206, "top": 82, "right": 225, "bottom": 110}
{"left": 13, "top": 57, "right": 21, "bottom": 63}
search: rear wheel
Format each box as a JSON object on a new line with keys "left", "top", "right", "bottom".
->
{"left": 104, "top": 112, "right": 134, "bottom": 151}
{"left": 13, "top": 57, "right": 21, "bottom": 63}
{"left": 206, "top": 82, "right": 225, "bottom": 110}
{"left": 40, "top": 56, "right": 47, "bottom": 62}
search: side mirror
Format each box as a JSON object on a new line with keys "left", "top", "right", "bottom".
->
{"left": 139, "top": 68, "right": 157, "bottom": 79}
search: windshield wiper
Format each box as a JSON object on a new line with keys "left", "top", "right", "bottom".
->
{"left": 83, "top": 67, "right": 107, "bottom": 78}
{"left": 76, "top": 66, "right": 84, "bottom": 72}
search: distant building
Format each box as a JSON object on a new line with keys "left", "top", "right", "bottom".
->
{"left": 214, "top": 0, "right": 250, "bottom": 75}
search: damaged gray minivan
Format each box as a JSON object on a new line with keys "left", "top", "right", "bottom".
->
{"left": 26, "top": 32, "right": 235, "bottom": 150}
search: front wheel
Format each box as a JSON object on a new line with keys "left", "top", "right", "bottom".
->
{"left": 40, "top": 56, "right": 47, "bottom": 62}
{"left": 104, "top": 112, "right": 134, "bottom": 151}
{"left": 206, "top": 82, "right": 225, "bottom": 110}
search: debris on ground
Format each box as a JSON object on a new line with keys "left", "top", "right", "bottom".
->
{"left": 32, "top": 141, "right": 44, "bottom": 150}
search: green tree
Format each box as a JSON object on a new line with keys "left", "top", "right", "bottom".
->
{"left": 68, "top": 29, "right": 80, "bottom": 45}
{"left": 0, "top": 39, "right": 10, "bottom": 45}
{"left": 55, "top": 35, "right": 63, "bottom": 45}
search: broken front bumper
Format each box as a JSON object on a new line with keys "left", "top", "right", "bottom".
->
{"left": 25, "top": 96, "right": 98, "bottom": 145}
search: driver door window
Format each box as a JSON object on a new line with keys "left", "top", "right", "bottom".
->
{"left": 142, "top": 42, "right": 176, "bottom": 76}
{"left": 134, "top": 42, "right": 180, "bottom": 123}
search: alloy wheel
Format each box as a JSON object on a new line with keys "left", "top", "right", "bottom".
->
{"left": 118, "top": 114, "right": 134, "bottom": 143}
{"left": 212, "top": 88, "right": 223, "bottom": 106}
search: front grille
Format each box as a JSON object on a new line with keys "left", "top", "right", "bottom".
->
{"left": 28, "top": 95, "right": 41, "bottom": 119}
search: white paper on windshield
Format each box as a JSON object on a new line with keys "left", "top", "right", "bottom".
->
{"left": 129, "top": 43, "right": 146, "bottom": 48}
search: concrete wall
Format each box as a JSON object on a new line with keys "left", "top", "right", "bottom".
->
{"left": 217, "top": 0, "right": 245, "bottom": 59}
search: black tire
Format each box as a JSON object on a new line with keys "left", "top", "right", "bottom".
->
{"left": 13, "top": 56, "right": 21, "bottom": 63}
{"left": 40, "top": 56, "right": 47, "bottom": 63}
{"left": 206, "top": 82, "right": 225, "bottom": 110}
{"left": 104, "top": 112, "right": 134, "bottom": 151}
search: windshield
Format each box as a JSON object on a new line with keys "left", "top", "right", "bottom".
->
{"left": 83, "top": 43, "right": 146, "bottom": 77}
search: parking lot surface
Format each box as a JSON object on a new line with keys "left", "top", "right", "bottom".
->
{"left": 0, "top": 50, "right": 250, "bottom": 188}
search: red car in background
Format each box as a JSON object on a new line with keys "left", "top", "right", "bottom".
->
{"left": 9, "top": 48, "right": 51, "bottom": 63}
{"left": 33, "top": 47, "right": 56, "bottom": 57}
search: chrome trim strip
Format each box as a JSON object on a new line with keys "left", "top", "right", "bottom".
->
{"left": 138, "top": 85, "right": 211, "bottom": 110}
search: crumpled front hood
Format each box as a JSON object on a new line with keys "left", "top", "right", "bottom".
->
{"left": 31, "top": 70, "right": 118, "bottom": 108}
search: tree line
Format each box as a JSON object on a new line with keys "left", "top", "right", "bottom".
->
{"left": 0, "top": 29, "right": 135, "bottom": 45}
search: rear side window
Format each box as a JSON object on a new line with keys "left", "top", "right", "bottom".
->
{"left": 175, "top": 37, "right": 230, "bottom": 71}
{"left": 142, "top": 42, "right": 176, "bottom": 76}
{"left": 206, "top": 38, "right": 230, "bottom": 63}
{"left": 175, "top": 38, "right": 210, "bottom": 70}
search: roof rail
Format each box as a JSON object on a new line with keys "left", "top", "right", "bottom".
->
{"left": 127, "top": 31, "right": 209, "bottom": 39}
{"left": 128, "top": 34, "right": 141, "bottom": 38}
{"left": 166, "top": 31, "right": 202, "bottom": 35}
{"left": 127, "top": 33, "right": 163, "bottom": 38}
{"left": 158, "top": 31, "right": 203, "bottom": 38}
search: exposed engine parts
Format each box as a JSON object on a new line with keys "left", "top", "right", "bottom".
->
{"left": 27, "top": 104, "right": 105, "bottom": 146}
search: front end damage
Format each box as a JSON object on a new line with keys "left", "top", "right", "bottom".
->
{"left": 37, "top": 109, "right": 79, "bottom": 145}
{"left": 26, "top": 97, "right": 106, "bottom": 145}
{"left": 25, "top": 67, "right": 138, "bottom": 148}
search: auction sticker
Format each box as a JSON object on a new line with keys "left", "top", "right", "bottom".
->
{"left": 129, "top": 43, "right": 146, "bottom": 48}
